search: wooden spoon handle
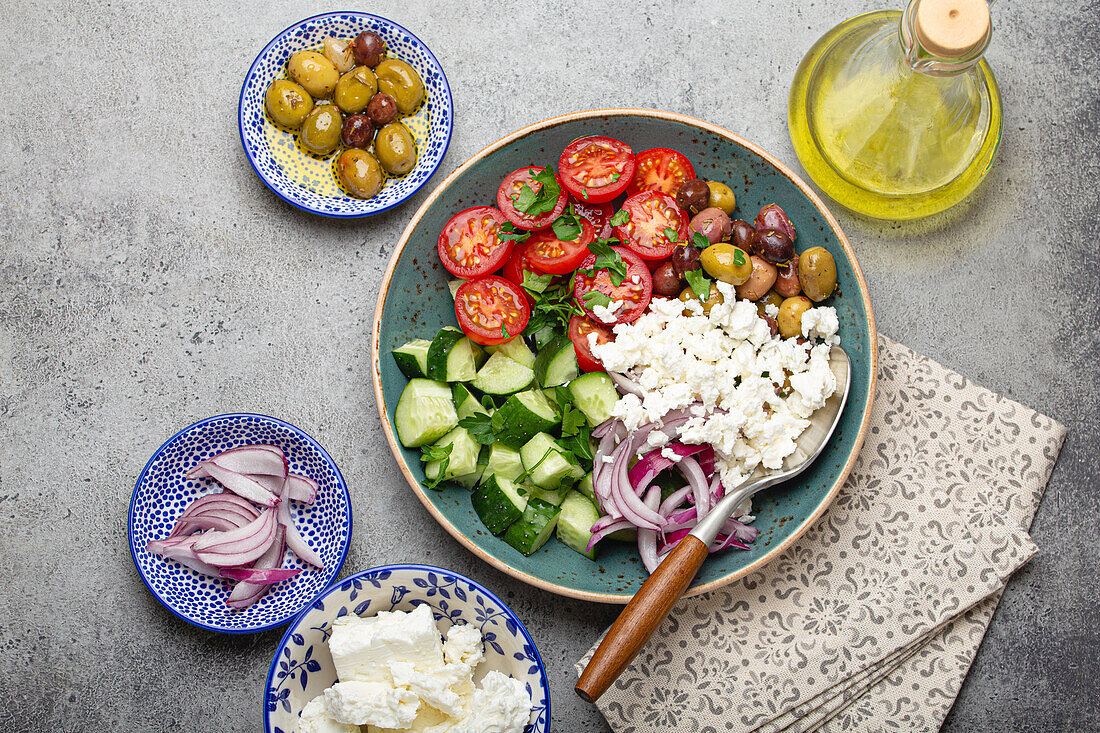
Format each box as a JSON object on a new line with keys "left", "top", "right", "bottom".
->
{"left": 575, "top": 535, "right": 709, "bottom": 702}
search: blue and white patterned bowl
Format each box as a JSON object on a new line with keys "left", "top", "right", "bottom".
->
{"left": 238, "top": 12, "right": 453, "bottom": 217}
{"left": 264, "top": 564, "right": 550, "bottom": 733}
{"left": 128, "top": 414, "right": 353, "bottom": 634}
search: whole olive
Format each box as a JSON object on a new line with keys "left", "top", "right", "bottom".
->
{"left": 756, "top": 289, "right": 784, "bottom": 315}
{"left": 374, "top": 121, "right": 417, "bottom": 175}
{"left": 699, "top": 243, "right": 753, "bottom": 285}
{"left": 334, "top": 66, "right": 377, "bottom": 114}
{"left": 375, "top": 59, "right": 425, "bottom": 115}
{"left": 367, "top": 93, "right": 398, "bottom": 125}
{"left": 761, "top": 314, "right": 779, "bottom": 337}
{"left": 287, "top": 50, "right": 339, "bottom": 99}
{"left": 652, "top": 261, "right": 683, "bottom": 297}
{"left": 322, "top": 37, "right": 356, "bottom": 73}
{"left": 797, "top": 246, "right": 838, "bottom": 302}
{"left": 778, "top": 295, "right": 814, "bottom": 339}
{"left": 675, "top": 179, "right": 710, "bottom": 215}
{"left": 690, "top": 207, "right": 732, "bottom": 245}
{"left": 299, "top": 104, "right": 343, "bottom": 156}
{"left": 264, "top": 79, "right": 313, "bottom": 129}
{"left": 773, "top": 254, "right": 801, "bottom": 298}
{"left": 735, "top": 256, "right": 778, "bottom": 301}
{"left": 706, "top": 181, "right": 736, "bottom": 216}
{"left": 754, "top": 203, "right": 797, "bottom": 241}
{"left": 352, "top": 30, "right": 387, "bottom": 67}
{"left": 337, "top": 148, "right": 384, "bottom": 199}
{"left": 730, "top": 219, "right": 755, "bottom": 252}
{"left": 752, "top": 229, "right": 795, "bottom": 264}
{"left": 678, "top": 282, "right": 724, "bottom": 316}
{"left": 341, "top": 114, "right": 373, "bottom": 148}
{"left": 671, "top": 244, "right": 701, "bottom": 276}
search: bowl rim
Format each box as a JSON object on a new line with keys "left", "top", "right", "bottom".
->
{"left": 127, "top": 412, "right": 354, "bottom": 634}
{"left": 237, "top": 10, "right": 454, "bottom": 219}
{"left": 262, "top": 562, "right": 552, "bottom": 733}
{"left": 371, "top": 108, "right": 878, "bottom": 603}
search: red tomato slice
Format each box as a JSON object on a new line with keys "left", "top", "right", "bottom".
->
{"left": 558, "top": 136, "right": 635, "bottom": 204}
{"left": 496, "top": 166, "right": 568, "bottom": 231}
{"left": 502, "top": 241, "right": 542, "bottom": 288}
{"left": 623, "top": 147, "right": 696, "bottom": 198}
{"left": 571, "top": 198, "right": 614, "bottom": 239}
{"left": 569, "top": 315, "right": 614, "bottom": 373}
{"left": 614, "top": 191, "right": 691, "bottom": 261}
{"left": 573, "top": 245, "right": 652, "bottom": 324}
{"left": 454, "top": 276, "right": 531, "bottom": 346}
{"left": 524, "top": 217, "right": 595, "bottom": 275}
{"left": 437, "top": 206, "right": 512, "bottom": 278}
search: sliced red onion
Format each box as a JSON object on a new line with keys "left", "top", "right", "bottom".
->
{"left": 608, "top": 371, "right": 644, "bottom": 398}
{"left": 170, "top": 514, "right": 242, "bottom": 536}
{"left": 678, "top": 456, "right": 710, "bottom": 516}
{"left": 637, "top": 487, "right": 661, "bottom": 573}
{"left": 628, "top": 443, "right": 709, "bottom": 496}
{"left": 185, "top": 444, "right": 286, "bottom": 478}
{"left": 585, "top": 517, "right": 635, "bottom": 552}
{"left": 227, "top": 527, "right": 286, "bottom": 610}
{"left": 709, "top": 533, "right": 751, "bottom": 553}
{"left": 251, "top": 473, "right": 318, "bottom": 504}
{"left": 611, "top": 443, "right": 663, "bottom": 530}
{"left": 658, "top": 485, "right": 694, "bottom": 519}
{"left": 147, "top": 536, "right": 223, "bottom": 577}
{"left": 176, "top": 493, "right": 260, "bottom": 519}
{"left": 591, "top": 417, "right": 622, "bottom": 440}
{"left": 193, "top": 506, "right": 279, "bottom": 567}
{"left": 220, "top": 566, "right": 302, "bottom": 584}
{"left": 200, "top": 462, "right": 279, "bottom": 507}
{"left": 278, "top": 476, "right": 324, "bottom": 569}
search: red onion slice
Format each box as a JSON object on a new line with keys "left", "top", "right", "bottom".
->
{"left": 227, "top": 526, "right": 286, "bottom": 610}
{"left": 251, "top": 473, "right": 318, "bottom": 504}
{"left": 637, "top": 487, "right": 662, "bottom": 573}
{"left": 176, "top": 493, "right": 260, "bottom": 519}
{"left": 220, "top": 566, "right": 302, "bottom": 584}
{"left": 678, "top": 456, "right": 710, "bottom": 516}
{"left": 193, "top": 506, "right": 279, "bottom": 567}
{"left": 170, "top": 514, "right": 242, "bottom": 536}
{"left": 200, "top": 462, "right": 279, "bottom": 507}
{"left": 205, "top": 444, "right": 286, "bottom": 476}
{"left": 608, "top": 371, "right": 644, "bottom": 398}
{"left": 278, "top": 476, "right": 324, "bottom": 569}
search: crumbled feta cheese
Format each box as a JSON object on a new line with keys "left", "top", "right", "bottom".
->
{"left": 646, "top": 430, "right": 671, "bottom": 449}
{"left": 324, "top": 681, "right": 420, "bottom": 728}
{"left": 764, "top": 302, "right": 780, "bottom": 318}
{"left": 591, "top": 299, "right": 624, "bottom": 324}
{"left": 801, "top": 306, "right": 839, "bottom": 341}
{"left": 329, "top": 603, "right": 443, "bottom": 683}
{"left": 299, "top": 696, "right": 358, "bottom": 733}
{"left": 448, "top": 671, "right": 532, "bottom": 733}
{"left": 660, "top": 447, "right": 682, "bottom": 463}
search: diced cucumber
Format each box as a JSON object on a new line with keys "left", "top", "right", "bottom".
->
{"left": 452, "top": 445, "right": 489, "bottom": 489}
{"left": 557, "top": 491, "right": 601, "bottom": 560}
{"left": 471, "top": 352, "right": 535, "bottom": 395}
{"left": 395, "top": 379, "right": 458, "bottom": 448}
{"left": 427, "top": 328, "right": 483, "bottom": 383}
{"left": 452, "top": 383, "right": 489, "bottom": 420}
{"left": 490, "top": 389, "right": 560, "bottom": 449}
{"left": 486, "top": 337, "right": 536, "bottom": 369}
{"left": 568, "top": 372, "right": 620, "bottom": 426}
{"left": 520, "top": 432, "right": 582, "bottom": 490}
{"left": 471, "top": 474, "right": 529, "bottom": 534}
{"left": 531, "top": 486, "right": 568, "bottom": 506}
{"left": 534, "top": 335, "right": 579, "bottom": 387}
{"left": 502, "top": 498, "right": 561, "bottom": 556}
{"left": 483, "top": 443, "right": 525, "bottom": 484}
{"left": 392, "top": 339, "right": 432, "bottom": 379}
{"left": 424, "top": 426, "right": 481, "bottom": 485}
{"left": 532, "top": 325, "right": 559, "bottom": 351}
{"left": 448, "top": 279, "right": 465, "bottom": 299}
{"left": 576, "top": 472, "right": 595, "bottom": 504}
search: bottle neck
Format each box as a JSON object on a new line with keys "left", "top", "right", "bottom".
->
{"left": 899, "top": 0, "right": 992, "bottom": 76}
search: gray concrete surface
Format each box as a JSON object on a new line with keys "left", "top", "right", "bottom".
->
{"left": 1, "top": 0, "right": 1096, "bottom": 730}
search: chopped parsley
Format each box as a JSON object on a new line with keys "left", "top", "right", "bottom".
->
{"left": 512, "top": 167, "right": 562, "bottom": 218}
{"left": 609, "top": 209, "right": 630, "bottom": 227}
{"left": 458, "top": 413, "right": 496, "bottom": 445}
{"left": 684, "top": 268, "right": 712, "bottom": 302}
{"left": 579, "top": 239, "right": 627, "bottom": 286}
{"left": 522, "top": 280, "right": 582, "bottom": 340}
{"left": 499, "top": 221, "right": 530, "bottom": 244}
{"left": 664, "top": 227, "right": 679, "bottom": 244}
{"left": 692, "top": 232, "right": 710, "bottom": 249}
{"left": 733, "top": 247, "right": 747, "bottom": 267}
{"left": 521, "top": 269, "right": 553, "bottom": 295}
{"left": 551, "top": 209, "right": 583, "bottom": 241}
{"left": 420, "top": 442, "right": 454, "bottom": 490}
{"left": 581, "top": 291, "right": 613, "bottom": 308}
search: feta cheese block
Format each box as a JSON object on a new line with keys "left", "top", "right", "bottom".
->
{"left": 323, "top": 680, "right": 421, "bottom": 728}
{"left": 448, "top": 670, "right": 533, "bottom": 733}
{"left": 298, "top": 695, "right": 359, "bottom": 733}
{"left": 328, "top": 603, "right": 445, "bottom": 683}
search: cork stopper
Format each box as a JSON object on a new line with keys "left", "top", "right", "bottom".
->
{"left": 913, "top": 0, "right": 991, "bottom": 58}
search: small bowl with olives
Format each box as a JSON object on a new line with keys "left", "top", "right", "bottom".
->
{"left": 239, "top": 12, "right": 452, "bottom": 218}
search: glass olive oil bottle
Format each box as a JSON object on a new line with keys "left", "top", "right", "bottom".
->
{"left": 788, "top": 0, "right": 1002, "bottom": 220}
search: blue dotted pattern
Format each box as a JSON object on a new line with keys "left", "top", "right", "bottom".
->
{"left": 264, "top": 565, "right": 550, "bottom": 733}
{"left": 238, "top": 12, "right": 453, "bottom": 218}
{"left": 128, "top": 414, "right": 352, "bottom": 634}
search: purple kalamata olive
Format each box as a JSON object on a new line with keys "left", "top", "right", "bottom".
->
{"left": 773, "top": 254, "right": 801, "bottom": 297}
{"left": 731, "top": 218, "right": 755, "bottom": 253}
{"left": 754, "top": 203, "right": 797, "bottom": 241}
{"left": 761, "top": 313, "right": 779, "bottom": 337}
{"left": 366, "top": 93, "right": 398, "bottom": 125}
{"left": 341, "top": 114, "right": 374, "bottom": 148}
{"left": 652, "top": 261, "right": 683, "bottom": 297}
{"left": 675, "top": 179, "right": 710, "bottom": 215}
{"left": 671, "top": 244, "right": 702, "bottom": 276}
{"left": 752, "top": 229, "right": 795, "bottom": 265}
{"left": 352, "top": 31, "right": 387, "bottom": 68}
{"left": 690, "top": 207, "right": 732, "bottom": 245}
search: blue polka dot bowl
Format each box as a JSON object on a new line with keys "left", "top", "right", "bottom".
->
{"left": 128, "top": 414, "right": 353, "bottom": 634}
{"left": 238, "top": 12, "right": 453, "bottom": 218}
{"left": 264, "top": 564, "right": 550, "bottom": 732}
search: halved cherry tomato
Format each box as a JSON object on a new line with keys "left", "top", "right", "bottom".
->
{"left": 571, "top": 198, "right": 614, "bottom": 239}
{"left": 496, "top": 166, "right": 568, "bottom": 231}
{"left": 558, "top": 135, "right": 635, "bottom": 204}
{"left": 454, "top": 276, "right": 531, "bottom": 346}
{"left": 569, "top": 314, "right": 614, "bottom": 373}
{"left": 437, "top": 206, "right": 512, "bottom": 278}
{"left": 502, "top": 241, "right": 542, "bottom": 288}
{"left": 623, "top": 147, "right": 696, "bottom": 197}
{"left": 573, "top": 245, "right": 652, "bottom": 324}
{"left": 525, "top": 217, "right": 595, "bottom": 275}
{"left": 614, "top": 191, "right": 691, "bottom": 261}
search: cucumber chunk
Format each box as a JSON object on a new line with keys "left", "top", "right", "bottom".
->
{"left": 392, "top": 339, "right": 432, "bottom": 379}
{"left": 520, "top": 432, "right": 582, "bottom": 491}
{"left": 424, "top": 426, "right": 481, "bottom": 485}
{"left": 427, "top": 327, "right": 483, "bottom": 382}
{"left": 448, "top": 279, "right": 465, "bottom": 299}
{"left": 486, "top": 337, "right": 536, "bottom": 369}
{"left": 576, "top": 472, "right": 595, "bottom": 504}
{"left": 471, "top": 474, "right": 529, "bottom": 534}
{"left": 490, "top": 389, "right": 560, "bottom": 448}
{"left": 395, "top": 379, "right": 458, "bottom": 448}
{"left": 471, "top": 352, "right": 535, "bottom": 395}
{"left": 534, "top": 335, "right": 579, "bottom": 387}
{"left": 557, "top": 491, "right": 601, "bottom": 560}
{"left": 531, "top": 486, "right": 568, "bottom": 506}
{"left": 568, "top": 372, "right": 620, "bottom": 426}
{"left": 483, "top": 443, "right": 525, "bottom": 484}
{"left": 452, "top": 383, "right": 489, "bottom": 420}
{"left": 502, "top": 498, "right": 561, "bottom": 556}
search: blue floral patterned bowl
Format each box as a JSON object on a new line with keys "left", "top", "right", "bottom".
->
{"left": 264, "top": 564, "right": 550, "bottom": 733}
{"left": 128, "top": 414, "right": 353, "bottom": 633}
{"left": 238, "top": 12, "right": 453, "bottom": 218}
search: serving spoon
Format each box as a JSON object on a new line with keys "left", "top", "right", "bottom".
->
{"left": 576, "top": 346, "right": 851, "bottom": 703}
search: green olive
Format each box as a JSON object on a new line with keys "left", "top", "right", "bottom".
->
{"left": 699, "top": 243, "right": 752, "bottom": 285}
{"left": 706, "top": 181, "right": 737, "bottom": 216}
{"left": 299, "top": 104, "right": 343, "bottom": 156}
{"left": 264, "top": 79, "right": 313, "bottom": 129}
{"left": 756, "top": 289, "right": 785, "bottom": 316}
{"left": 337, "top": 149, "right": 384, "bottom": 199}
{"left": 797, "top": 246, "right": 838, "bottom": 302}
{"left": 374, "top": 58, "right": 425, "bottom": 115}
{"left": 678, "top": 283, "right": 724, "bottom": 316}
{"left": 374, "top": 121, "right": 417, "bottom": 175}
{"left": 334, "top": 66, "right": 377, "bottom": 114}
{"left": 287, "top": 50, "right": 339, "bottom": 99}
{"left": 778, "top": 296, "right": 814, "bottom": 339}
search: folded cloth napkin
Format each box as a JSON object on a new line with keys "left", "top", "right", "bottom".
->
{"left": 576, "top": 335, "right": 1066, "bottom": 732}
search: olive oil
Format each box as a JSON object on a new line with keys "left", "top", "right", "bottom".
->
{"left": 789, "top": 1, "right": 1002, "bottom": 220}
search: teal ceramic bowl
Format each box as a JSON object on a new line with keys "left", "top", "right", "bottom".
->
{"left": 371, "top": 109, "right": 877, "bottom": 603}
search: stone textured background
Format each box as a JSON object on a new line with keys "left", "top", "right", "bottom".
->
{"left": 1, "top": 0, "right": 1096, "bottom": 730}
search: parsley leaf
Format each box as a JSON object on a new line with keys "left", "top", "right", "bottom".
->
{"left": 581, "top": 291, "right": 613, "bottom": 308}
{"left": 501, "top": 323, "right": 510, "bottom": 339}
{"left": 458, "top": 414, "right": 496, "bottom": 445}
{"left": 420, "top": 442, "right": 454, "bottom": 490}
{"left": 499, "top": 221, "right": 530, "bottom": 244}
{"left": 692, "top": 232, "right": 710, "bottom": 249}
{"left": 579, "top": 239, "right": 627, "bottom": 286}
{"left": 513, "top": 167, "right": 562, "bottom": 218}
{"left": 561, "top": 422, "right": 593, "bottom": 463}
{"left": 560, "top": 405, "right": 588, "bottom": 437}
{"left": 480, "top": 394, "right": 497, "bottom": 411}
{"left": 609, "top": 209, "right": 630, "bottom": 227}
{"left": 664, "top": 227, "right": 679, "bottom": 244}
{"left": 522, "top": 269, "right": 553, "bottom": 294}
{"left": 733, "top": 247, "right": 747, "bottom": 267}
{"left": 551, "top": 211, "right": 583, "bottom": 241}
{"left": 522, "top": 280, "right": 582, "bottom": 339}
{"left": 684, "top": 268, "right": 712, "bottom": 302}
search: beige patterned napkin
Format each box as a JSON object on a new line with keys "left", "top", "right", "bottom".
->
{"left": 576, "top": 336, "right": 1066, "bottom": 732}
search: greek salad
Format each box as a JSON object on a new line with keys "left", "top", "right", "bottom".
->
{"left": 392, "top": 135, "right": 842, "bottom": 572}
